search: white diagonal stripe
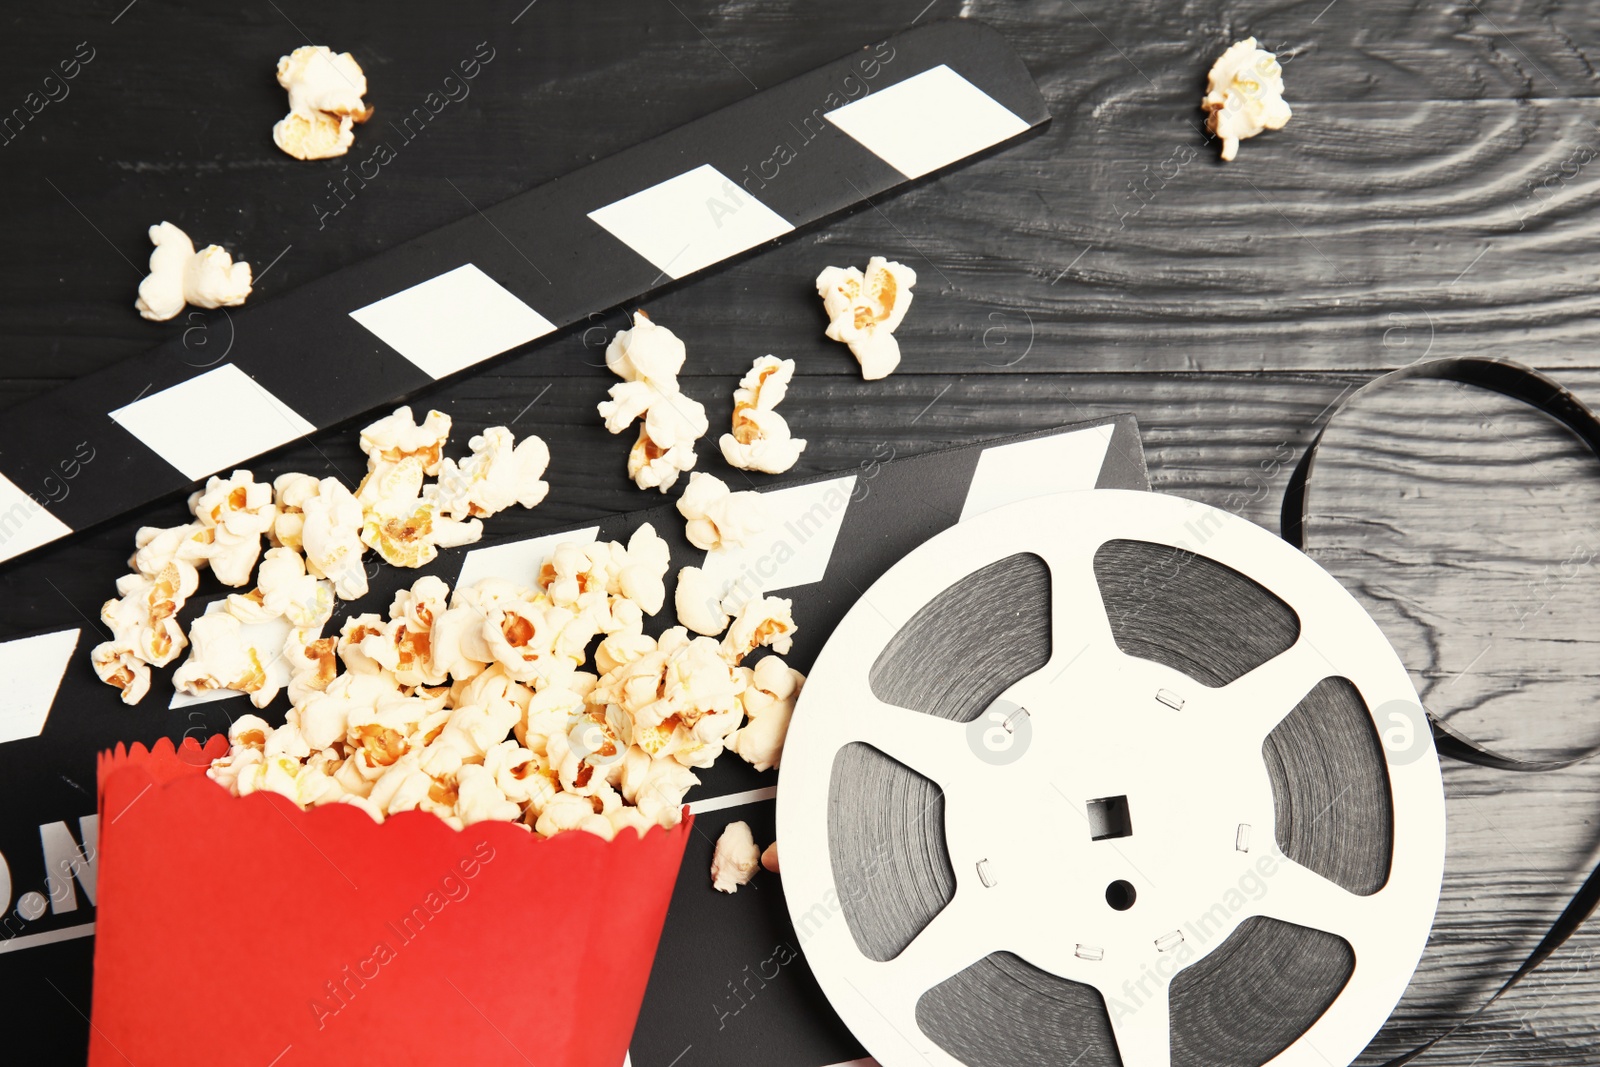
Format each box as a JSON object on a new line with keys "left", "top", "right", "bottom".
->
{"left": 687, "top": 786, "right": 777, "bottom": 814}
{"left": 825, "top": 65, "right": 1030, "bottom": 180}
{"left": 350, "top": 264, "right": 557, "bottom": 380}
{"left": 587, "top": 164, "right": 793, "bottom": 280}
{"left": 109, "top": 364, "right": 316, "bottom": 482}
{"left": 960, "top": 425, "right": 1114, "bottom": 521}
{"left": 0, "top": 472, "right": 72, "bottom": 563}
{"left": 0, "top": 628, "right": 80, "bottom": 744}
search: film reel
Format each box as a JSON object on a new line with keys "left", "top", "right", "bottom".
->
{"left": 777, "top": 490, "right": 1447, "bottom": 1067}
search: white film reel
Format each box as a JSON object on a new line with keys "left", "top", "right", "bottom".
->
{"left": 777, "top": 490, "right": 1447, "bottom": 1067}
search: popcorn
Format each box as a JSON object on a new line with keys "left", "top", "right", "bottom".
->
{"left": 675, "top": 472, "right": 769, "bottom": 552}
{"left": 617, "top": 523, "right": 671, "bottom": 615}
{"left": 359, "top": 406, "right": 452, "bottom": 475}
{"left": 272, "top": 46, "right": 373, "bottom": 161}
{"left": 91, "top": 645, "right": 151, "bottom": 706}
{"left": 484, "top": 741, "right": 554, "bottom": 807}
{"left": 721, "top": 596, "right": 797, "bottom": 662}
{"left": 270, "top": 472, "right": 322, "bottom": 551}
{"left": 533, "top": 791, "right": 601, "bottom": 837}
{"left": 729, "top": 655, "right": 804, "bottom": 771}
{"left": 710, "top": 821, "right": 761, "bottom": 893}
{"left": 619, "top": 747, "right": 699, "bottom": 824}
{"left": 674, "top": 566, "right": 730, "bottom": 637}
{"left": 277, "top": 45, "right": 373, "bottom": 120}
{"left": 91, "top": 557, "right": 198, "bottom": 702}
{"left": 599, "top": 312, "right": 708, "bottom": 492}
{"left": 627, "top": 425, "right": 699, "bottom": 493}
{"left": 101, "top": 560, "right": 200, "bottom": 668}
{"left": 454, "top": 764, "right": 522, "bottom": 826}
{"left": 189, "top": 471, "right": 277, "bottom": 588}
{"left": 816, "top": 257, "right": 917, "bottom": 380}
{"left": 605, "top": 309, "right": 688, "bottom": 388}
{"left": 96, "top": 403, "right": 548, "bottom": 713}
{"left": 1201, "top": 37, "right": 1291, "bottom": 162}
{"left": 362, "top": 497, "right": 483, "bottom": 569}
{"left": 355, "top": 451, "right": 481, "bottom": 568}
{"left": 172, "top": 612, "right": 277, "bottom": 708}
{"left": 300, "top": 478, "right": 368, "bottom": 600}
{"left": 172, "top": 465, "right": 801, "bottom": 841}
{"left": 721, "top": 408, "right": 806, "bottom": 475}
{"left": 720, "top": 356, "right": 807, "bottom": 474}
{"left": 226, "top": 547, "right": 333, "bottom": 629}
{"left": 134, "top": 222, "right": 253, "bottom": 322}
{"left": 284, "top": 626, "right": 338, "bottom": 707}
{"left": 273, "top": 109, "right": 354, "bottom": 161}
{"left": 130, "top": 522, "right": 212, "bottom": 578}
{"left": 428, "top": 427, "right": 551, "bottom": 520}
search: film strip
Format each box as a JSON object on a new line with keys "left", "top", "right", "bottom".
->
{"left": 1280, "top": 356, "right": 1600, "bottom": 1067}
{"left": 0, "top": 18, "right": 1048, "bottom": 568}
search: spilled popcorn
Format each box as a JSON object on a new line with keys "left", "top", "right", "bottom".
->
{"left": 1201, "top": 37, "right": 1291, "bottom": 162}
{"left": 711, "top": 821, "right": 763, "bottom": 893}
{"left": 720, "top": 355, "right": 807, "bottom": 474}
{"left": 273, "top": 45, "right": 374, "bottom": 161}
{"left": 816, "top": 257, "right": 916, "bottom": 380}
{"left": 90, "top": 406, "right": 549, "bottom": 705}
{"left": 598, "top": 311, "right": 708, "bottom": 492}
{"left": 203, "top": 525, "right": 803, "bottom": 840}
{"left": 134, "top": 222, "right": 253, "bottom": 322}
{"left": 675, "top": 472, "right": 770, "bottom": 553}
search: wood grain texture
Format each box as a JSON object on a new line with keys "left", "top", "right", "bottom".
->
{"left": 2, "top": 0, "right": 1599, "bottom": 1064}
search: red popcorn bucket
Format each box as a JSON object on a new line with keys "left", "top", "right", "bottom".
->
{"left": 90, "top": 736, "right": 692, "bottom": 1067}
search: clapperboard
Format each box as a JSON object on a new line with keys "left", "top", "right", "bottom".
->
{"left": 0, "top": 18, "right": 1090, "bottom": 1061}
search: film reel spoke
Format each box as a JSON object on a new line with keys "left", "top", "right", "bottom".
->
{"left": 1104, "top": 977, "right": 1173, "bottom": 1067}
{"left": 1251, "top": 854, "right": 1374, "bottom": 947}
{"left": 847, "top": 697, "right": 975, "bottom": 793}
{"left": 1043, "top": 548, "right": 1119, "bottom": 671}
{"left": 1215, "top": 640, "right": 1334, "bottom": 739}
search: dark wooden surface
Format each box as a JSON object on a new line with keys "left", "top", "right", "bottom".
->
{"left": 3, "top": 1, "right": 1600, "bottom": 1063}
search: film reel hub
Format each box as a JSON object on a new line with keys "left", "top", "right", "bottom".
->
{"left": 779, "top": 490, "right": 1447, "bottom": 1067}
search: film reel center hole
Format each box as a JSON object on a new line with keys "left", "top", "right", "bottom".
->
{"left": 1105, "top": 880, "right": 1137, "bottom": 911}
{"left": 1086, "top": 795, "right": 1132, "bottom": 841}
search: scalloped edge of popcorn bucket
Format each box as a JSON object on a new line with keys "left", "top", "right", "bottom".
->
{"left": 90, "top": 736, "right": 691, "bottom": 1067}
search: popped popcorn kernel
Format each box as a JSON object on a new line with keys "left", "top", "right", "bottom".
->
{"left": 675, "top": 472, "right": 769, "bottom": 552}
{"left": 172, "top": 612, "right": 276, "bottom": 708}
{"left": 816, "top": 257, "right": 916, "bottom": 380}
{"left": 721, "top": 595, "right": 797, "bottom": 662}
{"left": 273, "top": 108, "right": 354, "bottom": 161}
{"left": 720, "top": 355, "right": 807, "bottom": 474}
{"left": 1201, "top": 37, "right": 1291, "bottom": 162}
{"left": 674, "top": 566, "right": 730, "bottom": 637}
{"left": 273, "top": 46, "right": 372, "bottom": 161}
{"left": 711, "top": 821, "right": 761, "bottom": 893}
{"left": 599, "top": 311, "right": 708, "bottom": 492}
{"left": 359, "top": 407, "right": 452, "bottom": 476}
{"left": 135, "top": 222, "right": 252, "bottom": 322}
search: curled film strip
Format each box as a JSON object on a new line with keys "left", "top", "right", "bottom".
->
{"left": 778, "top": 489, "right": 1447, "bottom": 1067}
{"left": 1281, "top": 356, "right": 1600, "bottom": 1066}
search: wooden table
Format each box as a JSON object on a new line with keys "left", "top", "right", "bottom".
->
{"left": 1, "top": 1, "right": 1596, "bottom": 1062}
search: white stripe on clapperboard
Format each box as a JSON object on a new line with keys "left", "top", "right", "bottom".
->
{"left": 685, "top": 787, "right": 776, "bottom": 815}
{"left": 108, "top": 363, "right": 317, "bottom": 483}
{"left": 0, "top": 922, "right": 94, "bottom": 955}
